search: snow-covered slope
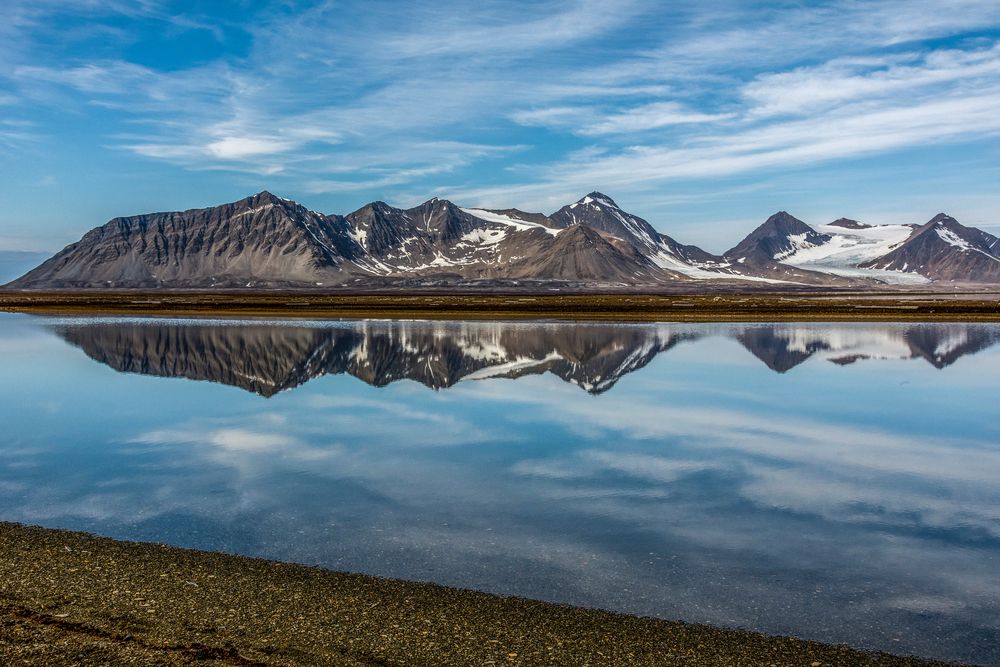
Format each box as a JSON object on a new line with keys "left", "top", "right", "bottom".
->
{"left": 778, "top": 221, "right": 929, "bottom": 284}
{"left": 861, "top": 214, "right": 1000, "bottom": 283}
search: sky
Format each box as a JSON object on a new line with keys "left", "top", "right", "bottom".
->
{"left": 1, "top": 0, "right": 1000, "bottom": 254}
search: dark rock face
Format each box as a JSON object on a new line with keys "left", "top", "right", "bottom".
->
{"left": 507, "top": 224, "right": 679, "bottom": 282}
{"left": 860, "top": 214, "right": 1000, "bottom": 282}
{"left": 726, "top": 211, "right": 832, "bottom": 264}
{"left": 344, "top": 201, "right": 423, "bottom": 261}
{"left": 12, "top": 192, "right": 362, "bottom": 288}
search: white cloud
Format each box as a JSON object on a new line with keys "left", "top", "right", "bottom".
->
{"left": 14, "top": 61, "right": 157, "bottom": 95}
{"left": 399, "top": 0, "right": 640, "bottom": 56}
{"left": 744, "top": 44, "right": 1000, "bottom": 117}
{"left": 578, "top": 101, "right": 733, "bottom": 135}
{"left": 3, "top": 0, "right": 1000, "bottom": 240}
{"left": 206, "top": 136, "right": 296, "bottom": 160}
{"left": 440, "top": 82, "right": 1000, "bottom": 211}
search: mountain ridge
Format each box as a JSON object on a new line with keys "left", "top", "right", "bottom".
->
{"left": 7, "top": 191, "right": 999, "bottom": 288}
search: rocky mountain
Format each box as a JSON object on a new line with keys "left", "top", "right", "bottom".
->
{"left": 548, "top": 192, "right": 754, "bottom": 280}
{"left": 550, "top": 192, "right": 662, "bottom": 249}
{"left": 724, "top": 211, "right": 991, "bottom": 285}
{"left": 726, "top": 211, "right": 832, "bottom": 264}
{"left": 7, "top": 191, "right": 1000, "bottom": 288}
{"left": 721, "top": 212, "right": 868, "bottom": 285}
{"left": 52, "top": 320, "right": 999, "bottom": 396}
{"left": 859, "top": 214, "right": 1000, "bottom": 282}
{"left": 11, "top": 192, "right": 363, "bottom": 288}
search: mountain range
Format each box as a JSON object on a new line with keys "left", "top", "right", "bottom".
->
{"left": 7, "top": 191, "right": 1000, "bottom": 288}
{"left": 52, "top": 320, "right": 999, "bottom": 396}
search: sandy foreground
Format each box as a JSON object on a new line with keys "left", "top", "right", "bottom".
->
{"left": 0, "top": 522, "right": 957, "bottom": 666}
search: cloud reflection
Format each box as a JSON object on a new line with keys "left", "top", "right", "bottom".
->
{"left": 0, "top": 317, "right": 998, "bottom": 664}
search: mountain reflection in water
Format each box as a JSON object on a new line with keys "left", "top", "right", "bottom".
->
{"left": 51, "top": 319, "right": 1000, "bottom": 395}
{"left": 2, "top": 315, "right": 999, "bottom": 665}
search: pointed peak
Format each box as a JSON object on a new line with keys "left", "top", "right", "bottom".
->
{"left": 252, "top": 190, "right": 283, "bottom": 202}
{"left": 765, "top": 210, "right": 797, "bottom": 222}
{"left": 760, "top": 211, "right": 811, "bottom": 232}
{"left": 929, "top": 212, "right": 957, "bottom": 226}
{"left": 578, "top": 192, "right": 618, "bottom": 207}
{"left": 238, "top": 191, "right": 301, "bottom": 211}
{"left": 417, "top": 195, "right": 445, "bottom": 206}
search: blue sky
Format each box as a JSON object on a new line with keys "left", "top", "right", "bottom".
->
{"left": 2, "top": 0, "right": 1000, "bottom": 254}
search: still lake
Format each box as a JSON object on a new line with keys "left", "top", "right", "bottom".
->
{"left": 1, "top": 313, "right": 998, "bottom": 664}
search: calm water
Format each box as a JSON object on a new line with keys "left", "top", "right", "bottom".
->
{"left": 1, "top": 313, "right": 999, "bottom": 664}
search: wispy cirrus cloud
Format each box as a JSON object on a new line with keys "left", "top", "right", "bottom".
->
{"left": 743, "top": 43, "right": 1000, "bottom": 117}
{"left": 436, "top": 38, "right": 1000, "bottom": 214}
{"left": 3, "top": 0, "right": 1000, "bottom": 248}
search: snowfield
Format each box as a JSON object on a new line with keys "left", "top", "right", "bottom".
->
{"left": 779, "top": 223, "right": 930, "bottom": 284}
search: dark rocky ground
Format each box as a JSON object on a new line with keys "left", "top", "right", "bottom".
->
{"left": 1, "top": 288, "right": 1000, "bottom": 321}
{"left": 0, "top": 522, "right": 960, "bottom": 666}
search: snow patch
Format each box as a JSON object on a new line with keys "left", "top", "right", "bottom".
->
{"left": 232, "top": 203, "right": 275, "bottom": 219}
{"left": 460, "top": 228, "right": 508, "bottom": 246}
{"left": 651, "top": 244, "right": 795, "bottom": 283}
{"left": 774, "top": 233, "right": 820, "bottom": 261}
{"left": 349, "top": 227, "right": 368, "bottom": 248}
{"left": 461, "top": 208, "right": 560, "bottom": 235}
{"left": 935, "top": 224, "right": 1000, "bottom": 262}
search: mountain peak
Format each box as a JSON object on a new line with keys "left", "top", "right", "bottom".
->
{"left": 929, "top": 213, "right": 957, "bottom": 226}
{"left": 860, "top": 212, "right": 1000, "bottom": 281}
{"left": 548, "top": 193, "right": 660, "bottom": 251}
{"left": 725, "top": 211, "right": 830, "bottom": 262}
{"left": 763, "top": 211, "right": 808, "bottom": 228}
{"left": 829, "top": 218, "right": 871, "bottom": 230}
{"left": 576, "top": 192, "right": 619, "bottom": 208}
{"left": 251, "top": 190, "right": 285, "bottom": 204}
{"left": 412, "top": 196, "right": 454, "bottom": 210}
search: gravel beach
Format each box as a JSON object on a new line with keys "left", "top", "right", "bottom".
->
{"left": 0, "top": 522, "right": 959, "bottom": 666}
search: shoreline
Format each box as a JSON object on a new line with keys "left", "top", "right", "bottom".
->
{"left": 0, "top": 522, "right": 957, "bottom": 666}
{"left": 2, "top": 289, "right": 1000, "bottom": 321}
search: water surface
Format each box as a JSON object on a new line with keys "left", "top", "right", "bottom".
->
{"left": 1, "top": 314, "right": 998, "bottom": 665}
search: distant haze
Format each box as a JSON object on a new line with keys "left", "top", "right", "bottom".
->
{"left": 0, "top": 251, "right": 51, "bottom": 285}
